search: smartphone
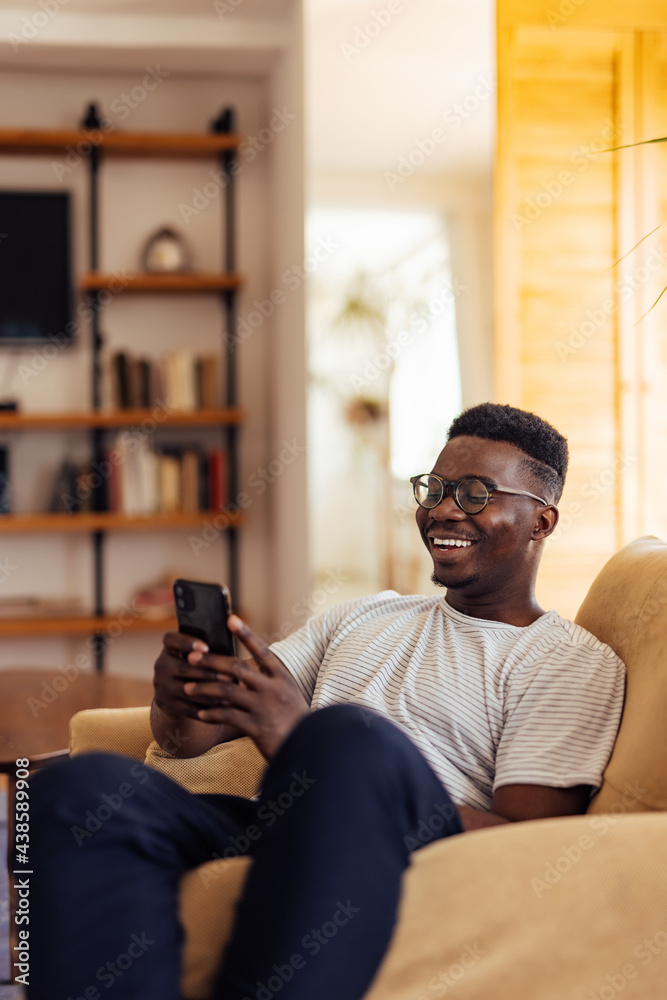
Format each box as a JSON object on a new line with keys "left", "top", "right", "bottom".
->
{"left": 173, "top": 579, "right": 235, "bottom": 657}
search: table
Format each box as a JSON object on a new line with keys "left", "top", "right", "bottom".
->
{"left": 0, "top": 669, "right": 153, "bottom": 763}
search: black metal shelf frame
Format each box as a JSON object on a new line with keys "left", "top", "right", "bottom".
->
{"left": 81, "top": 106, "right": 240, "bottom": 670}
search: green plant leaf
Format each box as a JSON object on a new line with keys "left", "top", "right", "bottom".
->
{"left": 606, "top": 136, "right": 667, "bottom": 152}
{"left": 608, "top": 223, "right": 663, "bottom": 269}
{"left": 634, "top": 284, "right": 667, "bottom": 326}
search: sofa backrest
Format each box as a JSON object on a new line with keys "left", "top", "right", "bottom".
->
{"left": 575, "top": 535, "right": 667, "bottom": 814}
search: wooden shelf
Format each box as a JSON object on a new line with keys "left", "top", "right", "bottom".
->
{"left": 0, "top": 407, "right": 243, "bottom": 431}
{"left": 0, "top": 114, "right": 243, "bottom": 662}
{"left": 0, "top": 614, "right": 178, "bottom": 638}
{"left": 79, "top": 272, "right": 243, "bottom": 293}
{"left": 0, "top": 128, "right": 242, "bottom": 158}
{"left": 0, "top": 511, "right": 243, "bottom": 534}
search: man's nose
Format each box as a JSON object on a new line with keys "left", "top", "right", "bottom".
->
{"left": 429, "top": 489, "right": 466, "bottom": 521}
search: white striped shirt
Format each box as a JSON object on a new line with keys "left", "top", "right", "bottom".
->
{"left": 271, "top": 592, "right": 626, "bottom": 810}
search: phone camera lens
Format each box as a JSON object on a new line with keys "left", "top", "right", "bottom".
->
{"left": 177, "top": 597, "right": 185, "bottom": 608}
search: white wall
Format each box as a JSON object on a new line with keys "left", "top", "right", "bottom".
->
{"left": 0, "top": 56, "right": 306, "bottom": 675}
{"left": 267, "top": 0, "right": 310, "bottom": 636}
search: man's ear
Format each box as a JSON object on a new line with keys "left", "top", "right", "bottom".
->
{"left": 532, "top": 505, "right": 559, "bottom": 540}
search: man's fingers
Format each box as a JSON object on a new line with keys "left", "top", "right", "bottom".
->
{"left": 195, "top": 704, "right": 257, "bottom": 737}
{"left": 153, "top": 694, "right": 205, "bottom": 721}
{"left": 192, "top": 653, "right": 267, "bottom": 689}
{"left": 227, "top": 615, "right": 282, "bottom": 675}
{"left": 161, "top": 657, "right": 224, "bottom": 682}
{"left": 183, "top": 680, "right": 255, "bottom": 711}
{"left": 163, "top": 631, "right": 209, "bottom": 655}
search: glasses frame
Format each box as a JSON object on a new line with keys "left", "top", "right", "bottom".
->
{"left": 410, "top": 474, "right": 549, "bottom": 514}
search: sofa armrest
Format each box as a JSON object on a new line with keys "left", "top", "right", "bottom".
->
{"left": 69, "top": 706, "right": 154, "bottom": 760}
{"left": 364, "top": 811, "right": 667, "bottom": 1000}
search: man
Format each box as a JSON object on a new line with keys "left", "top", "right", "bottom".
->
{"left": 29, "top": 403, "right": 625, "bottom": 1000}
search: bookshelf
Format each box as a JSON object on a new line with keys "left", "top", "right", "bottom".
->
{"left": 0, "top": 615, "right": 179, "bottom": 639}
{"left": 0, "top": 129, "right": 241, "bottom": 158}
{"left": 79, "top": 273, "right": 242, "bottom": 293}
{"left": 0, "top": 511, "right": 244, "bottom": 534}
{"left": 0, "top": 408, "right": 243, "bottom": 431}
{"left": 0, "top": 108, "right": 243, "bottom": 666}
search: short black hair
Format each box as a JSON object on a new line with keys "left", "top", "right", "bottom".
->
{"left": 447, "top": 402, "right": 568, "bottom": 503}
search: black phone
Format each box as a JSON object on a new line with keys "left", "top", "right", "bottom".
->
{"left": 173, "top": 579, "right": 235, "bottom": 657}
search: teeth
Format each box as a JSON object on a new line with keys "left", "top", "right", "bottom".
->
{"left": 432, "top": 538, "right": 473, "bottom": 548}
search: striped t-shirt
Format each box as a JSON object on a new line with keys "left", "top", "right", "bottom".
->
{"left": 270, "top": 592, "right": 626, "bottom": 811}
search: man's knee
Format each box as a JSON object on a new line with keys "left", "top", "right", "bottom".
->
{"left": 30, "top": 752, "right": 151, "bottom": 823}
{"left": 289, "top": 704, "right": 411, "bottom": 769}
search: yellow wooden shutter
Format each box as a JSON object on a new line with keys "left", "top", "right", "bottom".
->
{"left": 496, "top": 24, "right": 629, "bottom": 615}
{"left": 635, "top": 33, "right": 667, "bottom": 545}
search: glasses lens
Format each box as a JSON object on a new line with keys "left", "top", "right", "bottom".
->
{"left": 414, "top": 475, "right": 443, "bottom": 508}
{"left": 456, "top": 478, "right": 489, "bottom": 513}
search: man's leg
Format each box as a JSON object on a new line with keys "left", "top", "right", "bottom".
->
{"left": 216, "top": 704, "right": 462, "bottom": 1000}
{"left": 27, "top": 752, "right": 257, "bottom": 1000}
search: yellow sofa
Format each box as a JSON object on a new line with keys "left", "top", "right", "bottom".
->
{"left": 69, "top": 536, "right": 667, "bottom": 999}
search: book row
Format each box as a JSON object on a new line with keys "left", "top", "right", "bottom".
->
{"left": 49, "top": 439, "right": 228, "bottom": 516}
{"left": 111, "top": 350, "right": 220, "bottom": 411}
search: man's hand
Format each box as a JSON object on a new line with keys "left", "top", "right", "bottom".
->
{"left": 154, "top": 631, "right": 221, "bottom": 720}
{"left": 181, "top": 615, "right": 310, "bottom": 760}
{"left": 151, "top": 631, "right": 244, "bottom": 757}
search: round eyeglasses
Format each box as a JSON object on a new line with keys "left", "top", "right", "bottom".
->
{"left": 410, "top": 474, "right": 548, "bottom": 515}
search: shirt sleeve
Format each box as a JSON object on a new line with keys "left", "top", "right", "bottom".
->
{"left": 269, "top": 596, "right": 372, "bottom": 705}
{"left": 493, "top": 636, "right": 626, "bottom": 794}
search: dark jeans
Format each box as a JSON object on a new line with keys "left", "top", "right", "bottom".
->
{"left": 27, "top": 704, "right": 462, "bottom": 1000}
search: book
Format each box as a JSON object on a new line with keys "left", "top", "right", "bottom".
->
{"left": 158, "top": 450, "right": 181, "bottom": 513}
{"left": 208, "top": 448, "right": 227, "bottom": 510}
{"left": 165, "top": 351, "right": 196, "bottom": 411}
{"left": 198, "top": 452, "right": 210, "bottom": 511}
{"left": 109, "top": 350, "right": 221, "bottom": 411}
{"left": 195, "top": 355, "right": 220, "bottom": 409}
{"left": 111, "top": 352, "right": 131, "bottom": 409}
{"left": 181, "top": 449, "right": 200, "bottom": 513}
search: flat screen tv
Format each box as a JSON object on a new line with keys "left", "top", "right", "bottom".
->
{"left": 0, "top": 191, "right": 73, "bottom": 345}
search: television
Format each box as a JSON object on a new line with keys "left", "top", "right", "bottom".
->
{"left": 0, "top": 191, "right": 73, "bottom": 345}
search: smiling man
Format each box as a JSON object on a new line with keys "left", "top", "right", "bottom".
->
{"left": 30, "top": 403, "right": 625, "bottom": 1000}
{"left": 414, "top": 408, "right": 562, "bottom": 623}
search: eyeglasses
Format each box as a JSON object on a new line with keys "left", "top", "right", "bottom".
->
{"left": 410, "top": 474, "right": 548, "bottom": 515}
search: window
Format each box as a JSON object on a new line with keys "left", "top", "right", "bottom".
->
{"left": 307, "top": 206, "right": 461, "bottom": 604}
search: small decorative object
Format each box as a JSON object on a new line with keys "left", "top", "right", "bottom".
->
{"left": 142, "top": 227, "right": 191, "bottom": 273}
{"left": 344, "top": 397, "right": 386, "bottom": 426}
{"left": 81, "top": 102, "right": 102, "bottom": 130}
{"left": 210, "top": 106, "right": 235, "bottom": 134}
{"left": 132, "top": 572, "right": 178, "bottom": 621}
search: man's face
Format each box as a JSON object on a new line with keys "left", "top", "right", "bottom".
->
{"left": 415, "top": 435, "right": 552, "bottom": 594}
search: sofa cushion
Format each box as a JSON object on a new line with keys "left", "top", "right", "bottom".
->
{"left": 575, "top": 535, "right": 667, "bottom": 813}
{"left": 144, "top": 735, "right": 266, "bottom": 797}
